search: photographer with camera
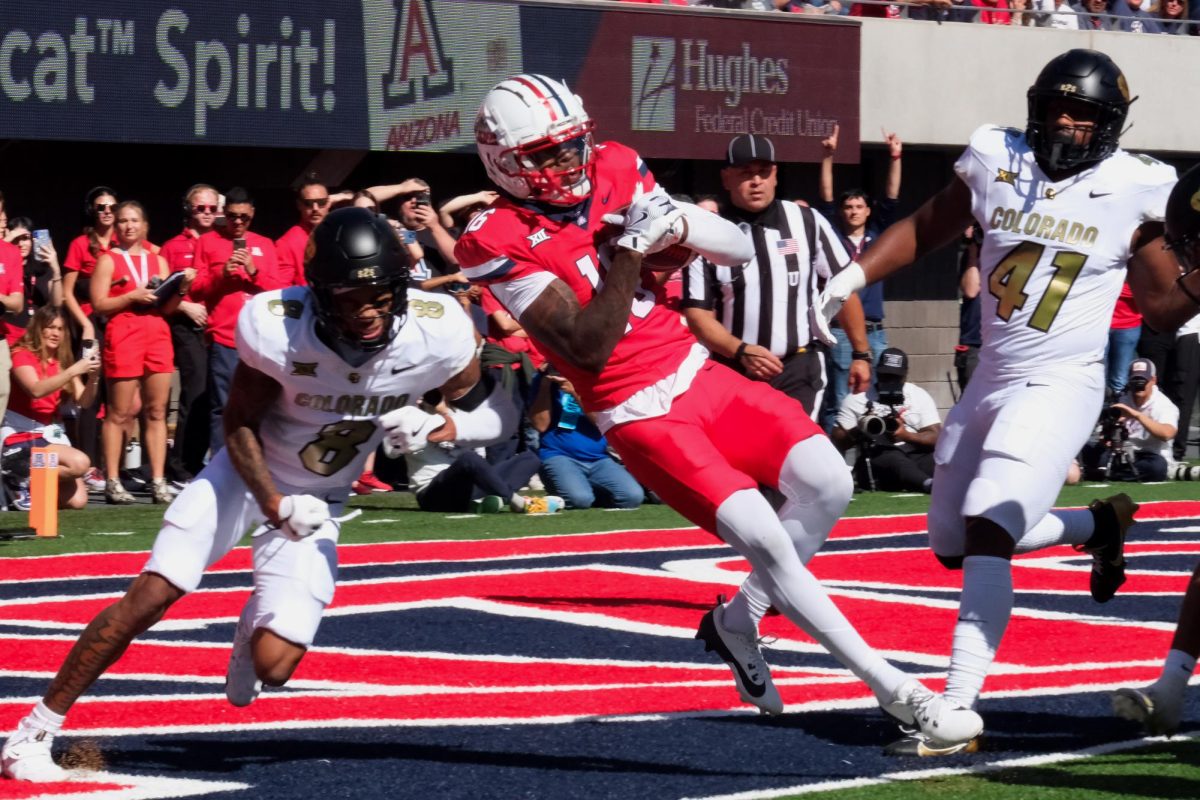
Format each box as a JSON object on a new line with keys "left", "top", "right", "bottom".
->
{"left": 1082, "top": 358, "right": 1178, "bottom": 482}
{"left": 831, "top": 348, "right": 940, "bottom": 494}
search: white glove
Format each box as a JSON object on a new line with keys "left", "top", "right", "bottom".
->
{"left": 277, "top": 494, "right": 331, "bottom": 541}
{"left": 814, "top": 262, "right": 867, "bottom": 346}
{"left": 380, "top": 405, "right": 445, "bottom": 458}
{"left": 602, "top": 192, "right": 685, "bottom": 255}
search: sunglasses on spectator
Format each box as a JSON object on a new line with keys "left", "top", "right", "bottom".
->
{"left": 94, "top": 203, "right": 116, "bottom": 212}
{"left": 225, "top": 213, "right": 252, "bottom": 222}
{"left": 192, "top": 204, "right": 219, "bottom": 214}
{"left": 300, "top": 198, "right": 330, "bottom": 208}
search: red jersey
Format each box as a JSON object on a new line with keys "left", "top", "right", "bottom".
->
{"left": 191, "top": 231, "right": 281, "bottom": 347}
{"left": 274, "top": 224, "right": 311, "bottom": 287}
{"left": 160, "top": 229, "right": 204, "bottom": 303}
{"left": 9, "top": 349, "right": 61, "bottom": 424}
{"left": 455, "top": 141, "right": 694, "bottom": 412}
{"left": 0, "top": 240, "right": 24, "bottom": 341}
{"left": 64, "top": 233, "right": 112, "bottom": 317}
{"left": 1112, "top": 281, "right": 1142, "bottom": 330}
{"left": 106, "top": 248, "right": 163, "bottom": 322}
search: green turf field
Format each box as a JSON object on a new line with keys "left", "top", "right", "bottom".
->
{"left": 1, "top": 478, "right": 1195, "bottom": 557}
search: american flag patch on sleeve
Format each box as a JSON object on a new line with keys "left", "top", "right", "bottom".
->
{"left": 776, "top": 238, "right": 800, "bottom": 256}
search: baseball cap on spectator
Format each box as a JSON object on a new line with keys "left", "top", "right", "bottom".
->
{"left": 726, "top": 134, "right": 776, "bottom": 167}
{"left": 876, "top": 348, "right": 909, "bottom": 377}
{"left": 1128, "top": 358, "right": 1155, "bottom": 380}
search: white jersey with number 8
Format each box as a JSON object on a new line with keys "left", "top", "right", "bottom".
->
{"left": 235, "top": 286, "right": 476, "bottom": 491}
{"left": 955, "top": 124, "right": 1175, "bottom": 373}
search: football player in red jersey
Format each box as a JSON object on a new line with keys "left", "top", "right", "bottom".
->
{"left": 455, "top": 74, "right": 982, "bottom": 743}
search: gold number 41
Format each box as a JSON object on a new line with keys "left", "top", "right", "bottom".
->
{"left": 988, "top": 241, "right": 1087, "bottom": 333}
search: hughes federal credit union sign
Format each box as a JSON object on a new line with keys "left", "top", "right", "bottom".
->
{"left": 0, "top": 0, "right": 858, "bottom": 161}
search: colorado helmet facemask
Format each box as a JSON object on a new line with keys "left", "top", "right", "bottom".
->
{"left": 305, "top": 207, "right": 410, "bottom": 353}
{"left": 1025, "top": 49, "right": 1132, "bottom": 173}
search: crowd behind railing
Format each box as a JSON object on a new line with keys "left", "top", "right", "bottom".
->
{"left": 619, "top": 0, "right": 1199, "bottom": 34}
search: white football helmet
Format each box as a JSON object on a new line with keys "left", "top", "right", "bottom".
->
{"left": 475, "top": 74, "right": 595, "bottom": 206}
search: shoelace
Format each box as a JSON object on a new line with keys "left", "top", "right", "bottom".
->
{"left": 728, "top": 629, "right": 769, "bottom": 681}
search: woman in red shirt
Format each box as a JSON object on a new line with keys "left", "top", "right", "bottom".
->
{"left": 64, "top": 187, "right": 118, "bottom": 343}
{"left": 91, "top": 202, "right": 194, "bottom": 505}
{"left": 8, "top": 305, "right": 100, "bottom": 509}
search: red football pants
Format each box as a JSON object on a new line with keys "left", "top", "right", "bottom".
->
{"left": 605, "top": 361, "right": 823, "bottom": 534}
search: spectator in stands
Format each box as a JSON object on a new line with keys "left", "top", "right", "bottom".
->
{"left": 91, "top": 201, "right": 192, "bottom": 505}
{"left": 955, "top": 225, "right": 982, "bottom": 392}
{"left": 1107, "top": 282, "right": 1142, "bottom": 394}
{"left": 159, "top": 184, "right": 219, "bottom": 485}
{"left": 528, "top": 369, "right": 644, "bottom": 510}
{"left": 63, "top": 187, "right": 116, "bottom": 470}
{"left": 402, "top": 396, "right": 560, "bottom": 515}
{"left": 1082, "top": 359, "right": 1178, "bottom": 482}
{"left": 438, "top": 190, "right": 499, "bottom": 231}
{"left": 1118, "top": 0, "right": 1163, "bottom": 29}
{"left": 276, "top": 178, "right": 330, "bottom": 287}
{"left": 831, "top": 348, "right": 940, "bottom": 494}
{"left": 1156, "top": 0, "right": 1190, "bottom": 31}
{"left": 64, "top": 187, "right": 118, "bottom": 346}
{"left": 6, "top": 306, "right": 100, "bottom": 510}
{"left": 969, "top": 0, "right": 1015, "bottom": 22}
{"left": 1029, "top": 0, "right": 1084, "bottom": 27}
{"left": 817, "top": 124, "right": 901, "bottom": 429}
{"left": 1076, "top": 0, "right": 1130, "bottom": 29}
{"left": 0, "top": 190, "right": 7, "bottom": 239}
{"left": 4, "top": 219, "right": 62, "bottom": 344}
{"left": 0, "top": 228, "right": 24, "bottom": 442}
{"left": 191, "top": 187, "right": 280, "bottom": 457}
{"left": 395, "top": 180, "right": 472, "bottom": 294}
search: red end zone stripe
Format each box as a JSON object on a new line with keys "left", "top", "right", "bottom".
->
{"left": 0, "top": 781, "right": 134, "bottom": 797}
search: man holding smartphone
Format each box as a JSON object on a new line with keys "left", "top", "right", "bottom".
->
{"left": 190, "top": 187, "right": 281, "bottom": 456}
{"left": 396, "top": 180, "right": 474, "bottom": 297}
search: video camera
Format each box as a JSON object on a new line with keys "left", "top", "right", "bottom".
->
{"left": 858, "top": 400, "right": 901, "bottom": 444}
{"left": 1090, "top": 404, "right": 1132, "bottom": 481}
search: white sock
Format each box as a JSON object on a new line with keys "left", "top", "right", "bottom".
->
{"left": 1013, "top": 509, "right": 1094, "bottom": 553}
{"left": 22, "top": 701, "right": 64, "bottom": 733}
{"left": 1155, "top": 649, "right": 1197, "bottom": 695}
{"left": 722, "top": 573, "right": 772, "bottom": 637}
{"left": 508, "top": 494, "right": 526, "bottom": 511}
{"left": 945, "top": 555, "right": 1014, "bottom": 709}
{"left": 715, "top": 489, "right": 908, "bottom": 701}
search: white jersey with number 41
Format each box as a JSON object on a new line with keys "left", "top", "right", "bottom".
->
{"left": 956, "top": 124, "right": 1176, "bottom": 373}
{"left": 235, "top": 286, "right": 476, "bottom": 492}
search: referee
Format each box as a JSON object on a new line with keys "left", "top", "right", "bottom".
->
{"left": 681, "top": 133, "right": 872, "bottom": 416}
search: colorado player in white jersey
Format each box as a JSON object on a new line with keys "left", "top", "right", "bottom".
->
{"left": 1, "top": 208, "right": 516, "bottom": 782}
{"left": 819, "top": 49, "right": 1200, "bottom": 755}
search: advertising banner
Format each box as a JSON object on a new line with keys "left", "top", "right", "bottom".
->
{"left": 0, "top": 1, "right": 859, "bottom": 162}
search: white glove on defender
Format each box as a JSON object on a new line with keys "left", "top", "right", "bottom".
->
{"left": 813, "top": 262, "right": 867, "bottom": 346}
{"left": 602, "top": 192, "right": 686, "bottom": 255}
{"left": 379, "top": 405, "right": 445, "bottom": 458}
{"left": 277, "top": 494, "right": 331, "bottom": 541}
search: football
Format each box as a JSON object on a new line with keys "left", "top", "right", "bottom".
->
{"left": 641, "top": 216, "right": 694, "bottom": 273}
{"left": 642, "top": 243, "right": 698, "bottom": 273}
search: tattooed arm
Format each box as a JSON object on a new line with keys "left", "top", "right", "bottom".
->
{"left": 223, "top": 361, "right": 288, "bottom": 523}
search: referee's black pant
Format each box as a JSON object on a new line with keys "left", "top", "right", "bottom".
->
{"left": 719, "top": 347, "right": 826, "bottom": 418}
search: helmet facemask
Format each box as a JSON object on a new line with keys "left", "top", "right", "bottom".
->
{"left": 1166, "top": 231, "right": 1200, "bottom": 274}
{"left": 312, "top": 279, "right": 407, "bottom": 355}
{"left": 503, "top": 123, "right": 595, "bottom": 206}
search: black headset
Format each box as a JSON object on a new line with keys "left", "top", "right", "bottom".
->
{"left": 82, "top": 185, "right": 117, "bottom": 223}
{"left": 181, "top": 183, "right": 218, "bottom": 218}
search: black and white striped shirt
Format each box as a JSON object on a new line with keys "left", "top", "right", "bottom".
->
{"left": 680, "top": 200, "right": 850, "bottom": 356}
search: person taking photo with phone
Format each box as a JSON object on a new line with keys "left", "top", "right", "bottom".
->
{"left": 190, "top": 187, "right": 281, "bottom": 458}
{"left": 3, "top": 219, "right": 62, "bottom": 344}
